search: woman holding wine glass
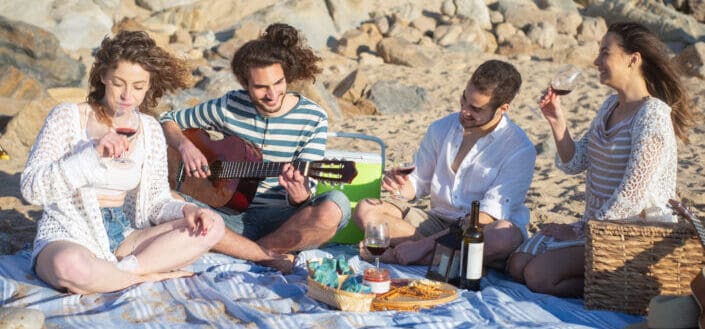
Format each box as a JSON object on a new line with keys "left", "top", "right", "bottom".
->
{"left": 21, "top": 30, "right": 225, "bottom": 294}
{"left": 507, "top": 22, "right": 696, "bottom": 297}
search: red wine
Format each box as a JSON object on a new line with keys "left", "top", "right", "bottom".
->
{"left": 366, "top": 244, "right": 388, "bottom": 256}
{"left": 396, "top": 166, "right": 415, "bottom": 175}
{"left": 116, "top": 127, "right": 137, "bottom": 138}
{"left": 552, "top": 88, "right": 572, "bottom": 96}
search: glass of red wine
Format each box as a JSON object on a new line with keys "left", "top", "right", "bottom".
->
{"left": 112, "top": 108, "right": 140, "bottom": 164}
{"left": 364, "top": 221, "right": 390, "bottom": 270}
{"left": 550, "top": 65, "right": 581, "bottom": 96}
{"left": 389, "top": 145, "right": 415, "bottom": 200}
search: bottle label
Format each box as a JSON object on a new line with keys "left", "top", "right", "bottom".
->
{"left": 465, "top": 243, "right": 484, "bottom": 280}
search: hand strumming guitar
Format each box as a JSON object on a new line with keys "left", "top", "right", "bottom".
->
{"left": 177, "top": 138, "right": 211, "bottom": 178}
{"left": 279, "top": 163, "right": 311, "bottom": 206}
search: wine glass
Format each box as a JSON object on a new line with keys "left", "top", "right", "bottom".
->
{"left": 112, "top": 108, "right": 140, "bottom": 164}
{"left": 549, "top": 65, "right": 582, "bottom": 96}
{"left": 388, "top": 145, "right": 415, "bottom": 199}
{"left": 530, "top": 65, "right": 582, "bottom": 117}
{"left": 364, "top": 221, "right": 390, "bottom": 270}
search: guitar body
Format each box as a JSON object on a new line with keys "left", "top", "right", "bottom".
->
{"left": 167, "top": 129, "right": 262, "bottom": 210}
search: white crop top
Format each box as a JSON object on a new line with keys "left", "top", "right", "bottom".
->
{"left": 79, "top": 111, "right": 145, "bottom": 196}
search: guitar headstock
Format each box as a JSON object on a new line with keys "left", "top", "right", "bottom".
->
{"left": 308, "top": 160, "right": 358, "bottom": 184}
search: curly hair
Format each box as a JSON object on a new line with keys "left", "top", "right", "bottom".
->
{"left": 469, "top": 60, "right": 522, "bottom": 110}
{"left": 87, "top": 30, "right": 191, "bottom": 125}
{"left": 231, "top": 23, "right": 322, "bottom": 87}
{"left": 608, "top": 22, "right": 695, "bottom": 144}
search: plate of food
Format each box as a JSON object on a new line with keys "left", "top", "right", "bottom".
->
{"left": 371, "top": 278, "right": 458, "bottom": 311}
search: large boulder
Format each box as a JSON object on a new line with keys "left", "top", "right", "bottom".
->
{"left": 0, "top": 96, "right": 57, "bottom": 157}
{"left": 143, "top": 0, "right": 277, "bottom": 33}
{"left": 326, "top": 0, "right": 374, "bottom": 34}
{"left": 228, "top": 0, "right": 338, "bottom": 50}
{"left": 0, "top": 0, "right": 112, "bottom": 51}
{"left": 584, "top": 0, "right": 705, "bottom": 47}
{"left": 289, "top": 79, "right": 343, "bottom": 121}
{"left": 367, "top": 80, "right": 428, "bottom": 115}
{"left": 0, "top": 17, "right": 85, "bottom": 88}
{"left": 674, "top": 42, "right": 705, "bottom": 79}
{"left": 135, "top": 0, "right": 197, "bottom": 11}
{"left": 377, "top": 37, "right": 434, "bottom": 67}
{"left": 454, "top": 0, "right": 492, "bottom": 29}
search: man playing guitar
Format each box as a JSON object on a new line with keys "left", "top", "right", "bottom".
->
{"left": 160, "top": 23, "right": 351, "bottom": 273}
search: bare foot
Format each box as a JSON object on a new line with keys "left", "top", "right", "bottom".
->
{"left": 258, "top": 253, "right": 295, "bottom": 274}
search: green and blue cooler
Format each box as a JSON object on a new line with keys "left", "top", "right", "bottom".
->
{"left": 317, "top": 132, "right": 386, "bottom": 244}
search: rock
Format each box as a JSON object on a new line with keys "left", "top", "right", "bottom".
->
{"left": 289, "top": 79, "right": 343, "bottom": 121}
{"left": 674, "top": 42, "right": 705, "bottom": 79}
{"left": 228, "top": 0, "right": 338, "bottom": 50}
{"left": 0, "top": 307, "right": 44, "bottom": 329}
{"left": 497, "top": 31, "right": 536, "bottom": 57}
{"left": 434, "top": 24, "right": 464, "bottom": 46}
{"left": 46, "top": 88, "right": 87, "bottom": 104}
{"left": 555, "top": 10, "right": 583, "bottom": 36}
{"left": 0, "top": 17, "right": 85, "bottom": 88}
{"left": 326, "top": 0, "right": 373, "bottom": 34}
{"left": 553, "top": 41, "right": 599, "bottom": 66}
{"left": 527, "top": 22, "right": 557, "bottom": 49}
{"left": 333, "top": 69, "right": 369, "bottom": 103}
{"left": 411, "top": 15, "right": 438, "bottom": 35}
{"left": 377, "top": 37, "right": 434, "bottom": 67}
{"left": 192, "top": 31, "right": 218, "bottom": 50}
{"left": 143, "top": 0, "right": 276, "bottom": 32}
{"left": 497, "top": 0, "right": 556, "bottom": 30}
{"left": 358, "top": 52, "right": 385, "bottom": 65}
{"left": 578, "top": 16, "right": 607, "bottom": 43}
{"left": 367, "top": 80, "right": 428, "bottom": 115}
{"left": 336, "top": 24, "right": 383, "bottom": 58}
{"left": 354, "top": 98, "right": 378, "bottom": 115}
{"left": 373, "top": 15, "right": 391, "bottom": 36}
{"left": 0, "top": 96, "right": 57, "bottom": 157}
{"left": 489, "top": 10, "right": 504, "bottom": 24}
{"left": 387, "top": 23, "right": 424, "bottom": 44}
{"left": 135, "top": 0, "right": 197, "bottom": 11}
{"left": 0, "top": 66, "right": 43, "bottom": 101}
{"left": 454, "top": 0, "right": 492, "bottom": 29}
{"left": 690, "top": 0, "right": 705, "bottom": 22}
{"left": 495, "top": 22, "right": 517, "bottom": 43}
{"left": 158, "top": 88, "right": 210, "bottom": 116}
{"left": 441, "top": 0, "right": 457, "bottom": 16}
{"left": 171, "top": 29, "right": 193, "bottom": 49}
{"left": 584, "top": 0, "right": 705, "bottom": 44}
{"left": 0, "top": 0, "right": 112, "bottom": 51}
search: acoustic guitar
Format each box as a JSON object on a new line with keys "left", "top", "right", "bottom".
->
{"left": 669, "top": 199, "right": 705, "bottom": 329}
{"left": 167, "top": 129, "right": 358, "bottom": 211}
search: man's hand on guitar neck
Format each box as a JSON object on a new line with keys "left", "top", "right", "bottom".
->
{"left": 163, "top": 121, "right": 211, "bottom": 178}
{"left": 280, "top": 163, "right": 311, "bottom": 207}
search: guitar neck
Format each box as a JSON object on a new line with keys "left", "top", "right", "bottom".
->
{"left": 215, "top": 161, "right": 310, "bottom": 179}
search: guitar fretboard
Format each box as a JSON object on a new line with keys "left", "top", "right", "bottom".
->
{"left": 214, "top": 161, "right": 310, "bottom": 179}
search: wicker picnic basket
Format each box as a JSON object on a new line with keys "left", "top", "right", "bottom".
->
{"left": 306, "top": 275, "right": 376, "bottom": 312}
{"left": 585, "top": 219, "right": 705, "bottom": 315}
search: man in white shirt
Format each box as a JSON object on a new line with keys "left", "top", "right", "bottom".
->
{"left": 355, "top": 60, "right": 536, "bottom": 267}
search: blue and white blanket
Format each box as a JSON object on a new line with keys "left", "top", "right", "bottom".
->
{"left": 0, "top": 245, "right": 642, "bottom": 328}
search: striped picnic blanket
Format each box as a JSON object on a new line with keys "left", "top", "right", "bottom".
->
{"left": 0, "top": 245, "right": 642, "bottom": 328}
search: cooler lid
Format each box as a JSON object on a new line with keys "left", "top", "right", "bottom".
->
{"left": 324, "top": 149, "right": 382, "bottom": 163}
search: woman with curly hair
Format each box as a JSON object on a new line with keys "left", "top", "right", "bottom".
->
{"left": 507, "top": 22, "right": 695, "bottom": 297}
{"left": 160, "top": 23, "right": 350, "bottom": 274}
{"left": 22, "top": 30, "right": 225, "bottom": 294}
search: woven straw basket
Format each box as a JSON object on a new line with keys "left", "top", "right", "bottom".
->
{"left": 306, "top": 276, "right": 375, "bottom": 312}
{"left": 585, "top": 219, "right": 705, "bottom": 315}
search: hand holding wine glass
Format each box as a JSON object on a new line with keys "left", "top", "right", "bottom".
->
{"left": 531, "top": 65, "right": 582, "bottom": 119}
{"left": 364, "top": 221, "right": 391, "bottom": 270}
{"left": 386, "top": 145, "right": 415, "bottom": 200}
{"left": 112, "top": 108, "right": 140, "bottom": 164}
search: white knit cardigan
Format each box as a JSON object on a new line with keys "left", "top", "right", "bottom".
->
{"left": 21, "top": 103, "right": 187, "bottom": 263}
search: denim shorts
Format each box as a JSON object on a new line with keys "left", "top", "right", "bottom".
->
{"left": 180, "top": 190, "right": 351, "bottom": 241}
{"left": 101, "top": 207, "right": 134, "bottom": 253}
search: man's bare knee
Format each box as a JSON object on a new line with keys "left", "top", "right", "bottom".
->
{"left": 170, "top": 190, "right": 185, "bottom": 201}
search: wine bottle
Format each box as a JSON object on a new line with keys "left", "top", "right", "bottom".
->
{"left": 459, "top": 201, "right": 483, "bottom": 291}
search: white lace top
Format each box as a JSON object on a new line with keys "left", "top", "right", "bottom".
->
{"left": 557, "top": 95, "right": 678, "bottom": 234}
{"left": 21, "top": 103, "right": 188, "bottom": 263}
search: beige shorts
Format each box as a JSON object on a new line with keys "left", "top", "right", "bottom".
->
{"left": 385, "top": 198, "right": 454, "bottom": 237}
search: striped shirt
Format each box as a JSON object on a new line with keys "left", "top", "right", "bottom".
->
{"left": 159, "top": 90, "right": 327, "bottom": 207}
{"left": 557, "top": 95, "right": 678, "bottom": 230}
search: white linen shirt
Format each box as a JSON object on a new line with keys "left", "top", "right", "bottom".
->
{"left": 408, "top": 113, "right": 536, "bottom": 239}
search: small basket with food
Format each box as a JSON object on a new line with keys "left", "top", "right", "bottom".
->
{"left": 306, "top": 257, "right": 376, "bottom": 312}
